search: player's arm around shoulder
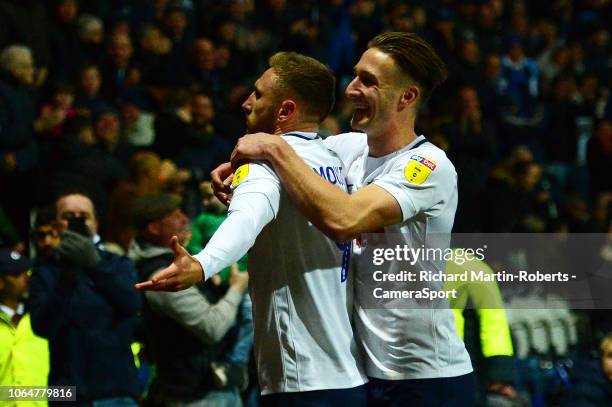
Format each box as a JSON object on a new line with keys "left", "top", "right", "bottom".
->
{"left": 230, "top": 132, "right": 403, "bottom": 241}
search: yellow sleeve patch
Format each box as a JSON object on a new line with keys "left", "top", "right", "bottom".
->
{"left": 404, "top": 160, "right": 433, "bottom": 185}
{"left": 232, "top": 164, "right": 250, "bottom": 187}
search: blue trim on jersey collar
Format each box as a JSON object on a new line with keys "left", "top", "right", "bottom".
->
{"left": 410, "top": 138, "right": 428, "bottom": 150}
{"left": 283, "top": 131, "right": 321, "bottom": 140}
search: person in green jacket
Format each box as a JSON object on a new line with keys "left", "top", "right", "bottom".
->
{"left": 0, "top": 248, "right": 49, "bottom": 407}
{"left": 187, "top": 181, "right": 248, "bottom": 283}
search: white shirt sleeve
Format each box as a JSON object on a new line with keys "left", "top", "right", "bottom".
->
{"left": 194, "top": 162, "right": 281, "bottom": 280}
{"left": 372, "top": 150, "right": 457, "bottom": 221}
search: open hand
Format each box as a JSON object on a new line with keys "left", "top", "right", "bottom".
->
{"left": 135, "top": 236, "right": 204, "bottom": 291}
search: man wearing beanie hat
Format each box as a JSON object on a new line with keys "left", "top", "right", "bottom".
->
{"left": 0, "top": 249, "right": 49, "bottom": 405}
{"left": 129, "top": 193, "right": 249, "bottom": 406}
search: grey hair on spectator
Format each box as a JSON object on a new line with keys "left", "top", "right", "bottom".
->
{"left": 78, "top": 14, "right": 104, "bottom": 40}
{"left": 0, "top": 45, "right": 32, "bottom": 73}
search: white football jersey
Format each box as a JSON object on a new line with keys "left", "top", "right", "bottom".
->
{"left": 224, "top": 132, "right": 367, "bottom": 394}
{"left": 324, "top": 132, "right": 473, "bottom": 380}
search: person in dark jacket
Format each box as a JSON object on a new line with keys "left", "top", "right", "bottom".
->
{"left": 0, "top": 44, "right": 39, "bottom": 242}
{"left": 561, "top": 334, "right": 612, "bottom": 407}
{"left": 28, "top": 192, "right": 140, "bottom": 406}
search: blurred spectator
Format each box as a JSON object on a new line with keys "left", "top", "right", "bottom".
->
{"left": 475, "top": 1, "right": 503, "bottom": 55}
{"left": 28, "top": 193, "right": 140, "bottom": 405}
{"left": 121, "top": 99, "right": 156, "bottom": 148}
{"left": 153, "top": 88, "right": 199, "bottom": 161}
{"left": 0, "top": 207, "right": 22, "bottom": 252}
{"left": 561, "top": 333, "right": 612, "bottom": 406}
{"left": 104, "top": 152, "right": 190, "bottom": 254}
{"left": 47, "top": 0, "right": 82, "bottom": 81}
{"left": 0, "top": 45, "right": 39, "bottom": 241}
{"left": 161, "top": 3, "right": 194, "bottom": 62}
{"left": 129, "top": 193, "right": 249, "bottom": 406}
{"left": 102, "top": 32, "right": 145, "bottom": 105}
{"left": 135, "top": 24, "right": 172, "bottom": 87}
{"left": 475, "top": 53, "right": 510, "bottom": 119}
{"left": 0, "top": 248, "right": 49, "bottom": 403}
{"left": 451, "top": 37, "right": 482, "bottom": 89}
{"left": 76, "top": 14, "right": 105, "bottom": 66}
{"left": 42, "top": 116, "right": 126, "bottom": 212}
{"left": 0, "top": 45, "right": 38, "bottom": 173}
{"left": 428, "top": 7, "right": 457, "bottom": 64}
{"left": 34, "top": 82, "right": 77, "bottom": 139}
{"left": 482, "top": 148, "right": 551, "bottom": 232}
{"left": 0, "top": 0, "right": 50, "bottom": 88}
{"left": 587, "top": 119, "right": 612, "bottom": 199}
{"left": 187, "top": 38, "right": 221, "bottom": 93}
{"left": 500, "top": 41, "right": 540, "bottom": 119}
{"left": 93, "top": 108, "right": 133, "bottom": 162}
{"left": 31, "top": 206, "right": 60, "bottom": 260}
{"left": 543, "top": 75, "right": 579, "bottom": 164}
{"left": 349, "top": 0, "right": 383, "bottom": 56}
{"left": 573, "top": 73, "right": 600, "bottom": 117}
{"left": 445, "top": 85, "right": 499, "bottom": 232}
{"left": 74, "top": 64, "right": 108, "bottom": 116}
{"left": 175, "top": 92, "right": 232, "bottom": 181}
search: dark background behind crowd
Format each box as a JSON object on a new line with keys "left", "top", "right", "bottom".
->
{"left": 0, "top": 0, "right": 611, "bottom": 406}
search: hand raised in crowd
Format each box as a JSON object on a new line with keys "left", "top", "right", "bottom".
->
{"left": 210, "top": 162, "right": 233, "bottom": 206}
{"left": 229, "top": 263, "right": 249, "bottom": 293}
{"left": 135, "top": 236, "right": 203, "bottom": 292}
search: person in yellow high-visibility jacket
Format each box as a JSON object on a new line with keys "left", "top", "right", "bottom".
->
{"left": 0, "top": 249, "right": 49, "bottom": 407}
{"left": 445, "top": 249, "right": 517, "bottom": 402}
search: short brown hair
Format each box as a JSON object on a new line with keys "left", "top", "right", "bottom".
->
{"left": 368, "top": 32, "right": 447, "bottom": 105}
{"left": 269, "top": 52, "right": 336, "bottom": 122}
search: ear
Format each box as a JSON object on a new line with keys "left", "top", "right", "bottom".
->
{"left": 278, "top": 100, "right": 297, "bottom": 122}
{"left": 399, "top": 85, "right": 420, "bottom": 111}
{"left": 146, "top": 222, "right": 160, "bottom": 237}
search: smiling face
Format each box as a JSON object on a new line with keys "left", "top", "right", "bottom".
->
{"left": 345, "top": 48, "right": 409, "bottom": 137}
{"left": 242, "top": 68, "right": 282, "bottom": 133}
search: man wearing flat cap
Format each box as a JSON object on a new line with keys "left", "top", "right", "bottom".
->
{"left": 0, "top": 249, "right": 49, "bottom": 403}
{"left": 129, "top": 193, "right": 249, "bottom": 407}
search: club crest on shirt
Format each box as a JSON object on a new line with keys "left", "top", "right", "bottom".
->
{"left": 404, "top": 155, "right": 436, "bottom": 185}
{"left": 232, "top": 164, "right": 250, "bottom": 187}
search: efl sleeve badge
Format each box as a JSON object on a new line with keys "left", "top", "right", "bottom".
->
{"left": 404, "top": 155, "right": 436, "bottom": 185}
{"left": 232, "top": 164, "right": 250, "bottom": 187}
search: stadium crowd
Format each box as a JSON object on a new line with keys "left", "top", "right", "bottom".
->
{"left": 0, "top": 0, "right": 610, "bottom": 406}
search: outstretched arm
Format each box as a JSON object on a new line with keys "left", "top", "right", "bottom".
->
{"left": 229, "top": 133, "right": 402, "bottom": 242}
{"left": 137, "top": 162, "right": 279, "bottom": 291}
